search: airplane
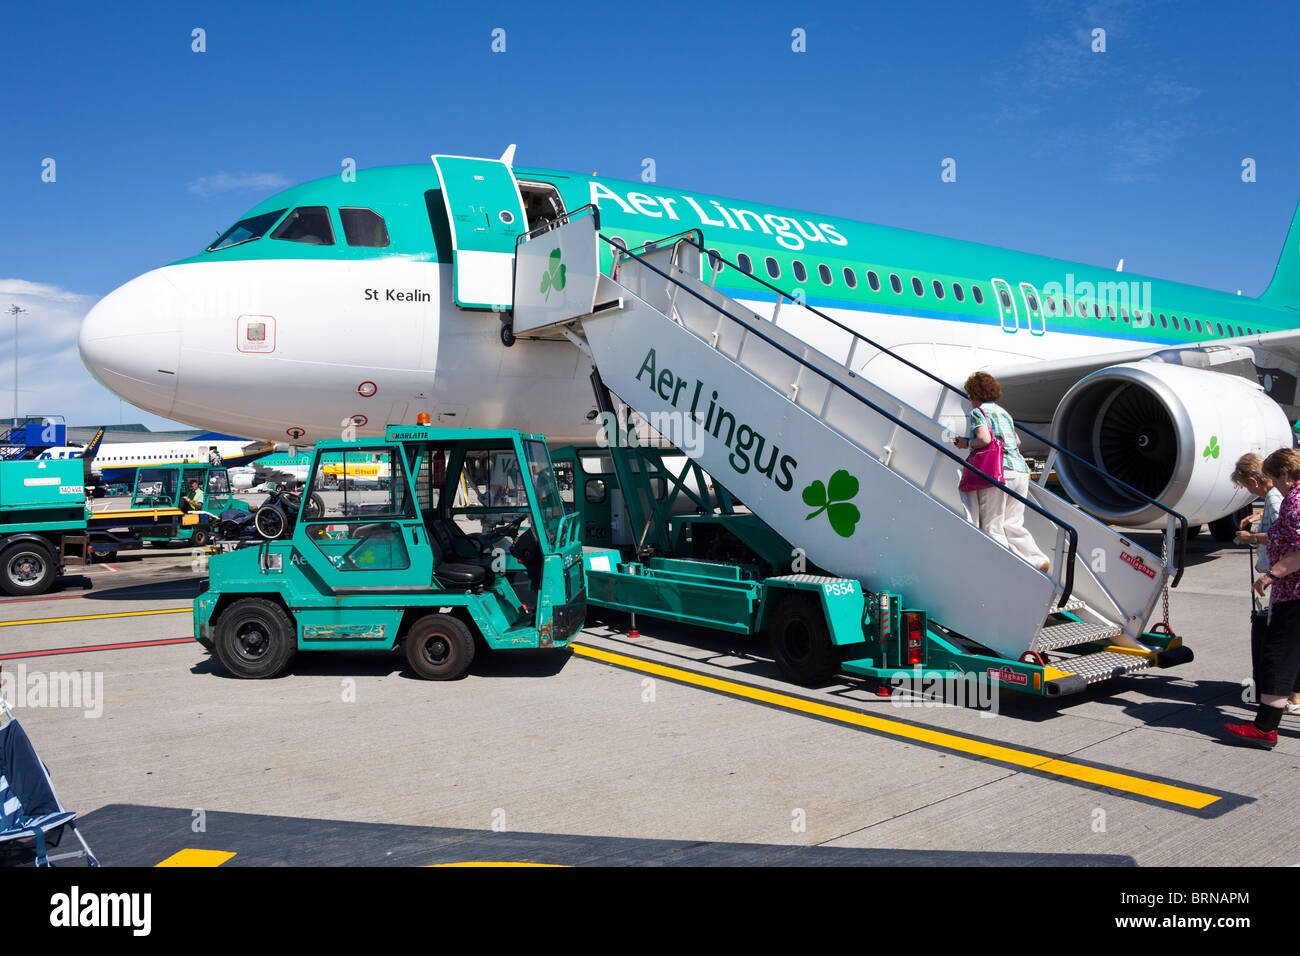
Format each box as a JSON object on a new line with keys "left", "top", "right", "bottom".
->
{"left": 37, "top": 431, "right": 275, "bottom": 486}
{"left": 77, "top": 147, "right": 1300, "bottom": 537}
{"left": 228, "top": 450, "right": 312, "bottom": 491}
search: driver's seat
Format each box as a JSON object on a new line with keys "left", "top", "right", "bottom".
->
{"left": 429, "top": 536, "right": 489, "bottom": 590}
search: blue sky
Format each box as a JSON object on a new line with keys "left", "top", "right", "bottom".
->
{"left": 2, "top": 0, "right": 1298, "bottom": 428}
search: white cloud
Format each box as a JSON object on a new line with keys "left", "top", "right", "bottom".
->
{"left": 186, "top": 171, "right": 290, "bottom": 197}
{"left": 0, "top": 280, "right": 183, "bottom": 430}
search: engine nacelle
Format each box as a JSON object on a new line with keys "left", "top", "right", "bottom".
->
{"left": 1050, "top": 362, "right": 1292, "bottom": 528}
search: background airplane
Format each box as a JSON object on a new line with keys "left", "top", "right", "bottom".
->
{"left": 37, "top": 431, "right": 274, "bottom": 486}
{"left": 77, "top": 150, "right": 1300, "bottom": 534}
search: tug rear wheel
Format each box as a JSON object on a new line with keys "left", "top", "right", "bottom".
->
{"left": 405, "top": 614, "right": 475, "bottom": 681}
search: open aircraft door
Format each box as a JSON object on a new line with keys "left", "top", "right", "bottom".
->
{"left": 432, "top": 154, "right": 528, "bottom": 311}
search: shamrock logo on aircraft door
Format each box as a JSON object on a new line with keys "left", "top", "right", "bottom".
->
{"left": 540, "top": 248, "right": 567, "bottom": 301}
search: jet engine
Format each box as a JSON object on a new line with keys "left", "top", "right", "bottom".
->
{"left": 1049, "top": 361, "right": 1292, "bottom": 528}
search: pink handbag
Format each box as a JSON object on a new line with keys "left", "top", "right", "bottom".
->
{"left": 959, "top": 411, "right": 1004, "bottom": 492}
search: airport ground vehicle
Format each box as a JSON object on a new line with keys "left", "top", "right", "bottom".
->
{"left": 0, "top": 459, "right": 93, "bottom": 596}
{"left": 516, "top": 212, "right": 1194, "bottom": 696}
{"left": 194, "top": 426, "right": 584, "bottom": 679}
{"left": 90, "top": 463, "right": 247, "bottom": 548}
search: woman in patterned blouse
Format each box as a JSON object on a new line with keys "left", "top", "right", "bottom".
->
{"left": 1226, "top": 447, "right": 1300, "bottom": 748}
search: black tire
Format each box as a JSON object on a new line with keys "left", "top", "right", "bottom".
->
{"left": 213, "top": 598, "right": 296, "bottom": 679}
{"left": 1209, "top": 508, "right": 1248, "bottom": 543}
{"left": 0, "top": 540, "right": 57, "bottom": 597}
{"left": 767, "top": 594, "right": 837, "bottom": 686}
{"left": 254, "top": 505, "right": 288, "bottom": 540}
{"left": 405, "top": 614, "right": 476, "bottom": 680}
{"left": 303, "top": 493, "right": 325, "bottom": 520}
{"left": 190, "top": 528, "right": 210, "bottom": 548}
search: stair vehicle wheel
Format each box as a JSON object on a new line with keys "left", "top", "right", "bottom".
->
{"left": 214, "top": 598, "right": 297, "bottom": 679}
{"left": 500, "top": 323, "right": 516, "bottom": 347}
{"left": 254, "top": 505, "right": 288, "bottom": 540}
{"left": 405, "top": 614, "right": 476, "bottom": 681}
{"left": 0, "top": 540, "right": 56, "bottom": 596}
{"left": 767, "top": 594, "right": 836, "bottom": 686}
{"left": 190, "top": 528, "right": 210, "bottom": 548}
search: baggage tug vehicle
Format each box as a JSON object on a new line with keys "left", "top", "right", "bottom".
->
{"left": 194, "top": 425, "right": 585, "bottom": 679}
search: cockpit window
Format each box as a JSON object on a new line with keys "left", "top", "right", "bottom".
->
{"left": 271, "top": 206, "right": 335, "bottom": 245}
{"left": 207, "top": 208, "right": 286, "bottom": 251}
{"left": 339, "top": 208, "right": 390, "bottom": 248}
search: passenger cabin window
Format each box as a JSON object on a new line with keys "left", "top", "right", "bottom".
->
{"left": 208, "top": 208, "right": 286, "bottom": 251}
{"left": 932, "top": 279, "right": 945, "bottom": 299}
{"left": 765, "top": 256, "right": 780, "bottom": 279}
{"left": 999, "top": 289, "right": 1012, "bottom": 309}
{"left": 340, "top": 208, "right": 390, "bottom": 247}
{"left": 1045, "top": 296, "right": 1056, "bottom": 314}
{"left": 792, "top": 260, "right": 807, "bottom": 282}
{"left": 953, "top": 283, "right": 965, "bottom": 302}
{"left": 843, "top": 267, "right": 857, "bottom": 289}
{"left": 867, "top": 271, "right": 881, "bottom": 292}
{"left": 737, "top": 253, "right": 753, "bottom": 274}
{"left": 818, "top": 264, "right": 832, "bottom": 286}
{"left": 971, "top": 285, "right": 983, "bottom": 305}
{"left": 272, "top": 207, "right": 335, "bottom": 245}
{"left": 707, "top": 249, "right": 724, "bottom": 274}
{"left": 912, "top": 276, "right": 924, "bottom": 297}
{"left": 890, "top": 273, "right": 902, "bottom": 294}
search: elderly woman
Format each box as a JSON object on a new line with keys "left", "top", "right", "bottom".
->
{"left": 1227, "top": 447, "right": 1300, "bottom": 748}
{"left": 953, "top": 371, "right": 1049, "bottom": 572}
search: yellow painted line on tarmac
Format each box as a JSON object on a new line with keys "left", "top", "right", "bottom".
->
{"left": 156, "top": 848, "right": 237, "bottom": 867}
{"left": 430, "top": 862, "right": 567, "bottom": 867}
{"left": 0, "top": 608, "right": 190, "bottom": 628}
{"left": 571, "top": 642, "right": 1221, "bottom": 812}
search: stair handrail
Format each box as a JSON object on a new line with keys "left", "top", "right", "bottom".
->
{"left": 668, "top": 235, "right": 1187, "bottom": 582}
{"left": 602, "top": 233, "right": 1081, "bottom": 606}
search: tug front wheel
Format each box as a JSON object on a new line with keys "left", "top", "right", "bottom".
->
{"left": 405, "top": 614, "right": 475, "bottom": 681}
{"left": 767, "top": 594, "right": 837, "bottom": 686}
{"left": 214, "top": 598, "right": 297, "bottom": 679}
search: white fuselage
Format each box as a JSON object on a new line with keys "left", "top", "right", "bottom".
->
{"left": 78, "top": 257, "right": 1143, "bottom": 447}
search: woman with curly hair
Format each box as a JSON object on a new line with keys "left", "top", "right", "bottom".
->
{"left": 1227, "top": 447, "right": 1300, "bottom": 748}
{"left": 954, "top": 371, "right": 1049, "bottom": 572}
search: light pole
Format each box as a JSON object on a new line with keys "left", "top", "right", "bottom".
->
{"left": 6, "top": 305, "right": 26, "bottom": 427}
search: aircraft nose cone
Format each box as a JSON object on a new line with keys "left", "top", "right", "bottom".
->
{"left": 79, "top": 269, "right": 182, "bottom": 417}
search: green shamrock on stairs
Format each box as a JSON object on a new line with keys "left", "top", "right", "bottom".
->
{"left": 1203, "top": 435, "right": 1220, "bottom": 461}
{"left": 802, "top": 469, "right": 861, "bottom": 538}
{"left": 540, "top": 248, "right": 566, "bottom": 301}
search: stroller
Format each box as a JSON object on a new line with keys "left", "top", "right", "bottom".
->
{"left": 0, "top": 670, "right": 98, "bottom": 866}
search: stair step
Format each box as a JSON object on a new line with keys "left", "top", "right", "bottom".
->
{"left": 1054, "top": 597, "right": 1087, "bottom": 613}
{"left": 1048, "top": 650, "right": 1151, "bottom": 685}
{"left": 1032, "top": 619, "right": 1121, "bottom": 653}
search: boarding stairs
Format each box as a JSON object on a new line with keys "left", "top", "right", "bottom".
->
{"left": 509, "top": 207, "right": 1184, "bottom": 672}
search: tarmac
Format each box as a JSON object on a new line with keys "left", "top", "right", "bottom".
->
{"left": 2, "top": 526, "right": 1295, "bottom": 867}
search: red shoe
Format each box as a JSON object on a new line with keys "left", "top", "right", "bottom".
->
{"left": 1224, "top": 722, "right": 1277, "bottom": 749}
